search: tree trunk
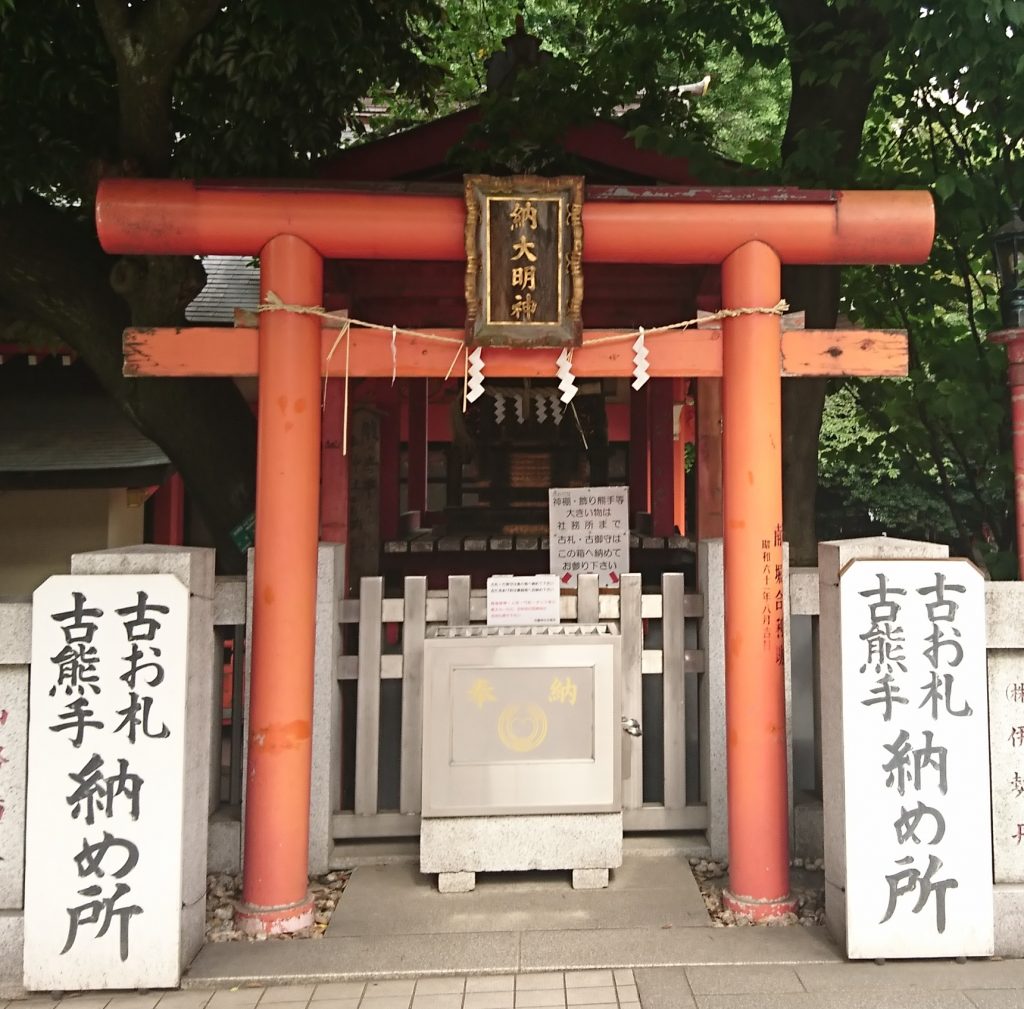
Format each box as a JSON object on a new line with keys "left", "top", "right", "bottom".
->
{"left": 774, "top": 0, "right": 890, "bottom": 564}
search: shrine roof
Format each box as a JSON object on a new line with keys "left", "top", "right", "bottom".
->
{"left": 0, "top": 394, "right": 170, "bottom": 489}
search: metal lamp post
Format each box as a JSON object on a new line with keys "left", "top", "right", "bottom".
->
{"left": 988, "top": 207, "right": 1024, "bottom": 577}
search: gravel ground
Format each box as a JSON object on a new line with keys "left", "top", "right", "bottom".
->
{"left": 205, "top": 857, "right": 823, "bottom": 940}
{"left": 690, "top": 856, "right": 826, "bottom": 927}
{"left": 205, "top": 870, "right": 350, "bottom": 942}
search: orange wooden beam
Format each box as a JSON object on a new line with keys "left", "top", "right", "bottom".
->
{"left": 123, "top": 326, "right": 908, "bottom": 379}
{"left": 97, "top": 180, "right": 934, "bottom": 266}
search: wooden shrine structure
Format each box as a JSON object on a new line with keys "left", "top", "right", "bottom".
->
{"left": 96, "top": 172, "right": 932, "bottom": 933}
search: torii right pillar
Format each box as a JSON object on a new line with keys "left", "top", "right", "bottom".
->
{"left": 720, "top": 241, "right": 792, "bottom": 917}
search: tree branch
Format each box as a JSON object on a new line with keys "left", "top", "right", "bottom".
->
{"left": 93, "top": 0, "right": 222, "bottom": 172}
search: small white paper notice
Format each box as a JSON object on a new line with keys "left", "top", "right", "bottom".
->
{"left": 549, "top": 486, "right": 629, "bottom": 589}
{"left": 486, "top": 575, "right": 560, "bottom": 626}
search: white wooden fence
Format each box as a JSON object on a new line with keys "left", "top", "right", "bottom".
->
{"left": 332, "top": 572, "right": 709, "bottom": 839}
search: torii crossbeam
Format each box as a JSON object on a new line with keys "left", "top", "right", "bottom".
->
{"left": 96, "top": 179, "right": 934, "bottom": 932}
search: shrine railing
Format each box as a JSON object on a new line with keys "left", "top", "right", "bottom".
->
{"left": 331, "top": 573, "right": 710, "bottom": 841}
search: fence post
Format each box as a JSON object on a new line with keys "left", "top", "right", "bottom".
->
{"left": 699, "top": 538, "right": 728, "bottom": 860}
{"left": 311, "top": 544, "right": 345, "bottom": 875}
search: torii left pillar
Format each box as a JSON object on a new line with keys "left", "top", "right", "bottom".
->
{"left": 238, "top": 235, "right": 323, "bottom": 933}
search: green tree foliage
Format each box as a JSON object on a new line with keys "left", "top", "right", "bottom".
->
{"left": 0, "top": 0, "right": 441, "bottom": 569}
{"left": 1, "top": 0, "right": 1020, "bottom": 570}
{"left": 821, "top": 3, "right": 1023, "bottom": 575}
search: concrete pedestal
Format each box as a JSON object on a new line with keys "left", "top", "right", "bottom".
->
{"left": 421, "top": 813, "right": 622, "bottom": 892}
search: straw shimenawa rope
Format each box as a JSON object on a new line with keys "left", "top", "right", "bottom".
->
{"left": 255, "top": 291, "right": 790, "bottom": 452}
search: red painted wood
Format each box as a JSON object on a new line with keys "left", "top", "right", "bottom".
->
{"left": 380, "top": 403, "right": 401, "bottom": 542}
{"left": 696, "top": 378, "right": 723, "bottom": 540}
{"left": 629, "top": 384, "right": 650, "bottom": 517}
{"left": 320, "top": 378, "right": 349, "bottom": 546}
{"left": 152, "top": 472, "right": 185, "bottom": 545}
{"left": 407, "top": 379, "right": 429, "bottom": 514}
{"left": 649, "top": 379, "right": 675, "bottom": 537}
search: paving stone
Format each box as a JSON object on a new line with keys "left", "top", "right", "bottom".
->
{"left": 260, "top": 987, "right": 316, "bottom": 1004}
{"left": 515, "top": 976, "right": 563, "bottom": 992}
{"left": 612, "top": 972, "right": 634, "bottom": 988}
{"left": 686, "top": 966, "right": 805, "bottom": 995}
{"left": 363, "top": 981, "right": 415, "bottom": 998}
{"left": 412, "top": 979, "right": 465, "bottom": 995}
{"left": 565, "top": 987, "right": 616, "bottom": 1005}
{"left": 564, "top": 973, "right": 613, "bottom": 990}
{"left": 964, "top": 992, "right": 1024, "bottom": 1008}
{"left": 207, "top": 994, "right": 264, "bottom": 1009}
{"left": 354, "top": 998, "right": 411, "bottom": 1009}
{"left": 633, "top": 968, "right": 697, "bottom": 1009}
{"left": 463, "top": 993, "right": 515, "bottom": 1009}
{"left": 311, "top": 985, "right": 365, "bottom": 1002}
{"left": 692, "top": 993, "right": 975, "bottom": 1009}
{"left": 156, "top": 993, "right": 214, "bottom": 1008}
{"left": 797, "top": 962, "right": 1024, "bottom": 993}
{"left": 614, "top": 985, "right": 639, "bottom": 1005}
{"left": 465, "top": 978, "right": 515, "bottom": 994}
{"left": 409, "top": 995, "right": 461, "bottom": 1009}
{"left": 106, "top": 999, "right": 162, "bottom": 1009}
{"left": 299, "top": 1002, "right": 358, "bottom": 1009}
{"left": 513, "top": 991, "right": 565, "bottom": 1008}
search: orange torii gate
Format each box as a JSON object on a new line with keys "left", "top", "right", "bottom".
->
{"left": 96, "top": 179, "right": 933, "bottom": 932}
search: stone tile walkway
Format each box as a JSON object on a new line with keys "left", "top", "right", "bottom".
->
{"left": 10, "top": 961, "right": 1024, "bottom": 1009}
{"left": 1, "top": 971, "right": 640, "bottom": 1009}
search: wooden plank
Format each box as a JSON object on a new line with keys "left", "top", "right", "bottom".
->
{"left": 641, "top": 649, "right": 705, "bottom": 675}
{"left": 333, "top": 812, "right": 421, "bottom": 839}
{"left": 623, "top": 805, "right": 708, "bottom": 832}
{"left": 123, "top": 326, "right": 907, "bottom": 379}
{"left": 696, "top": 377, "right": 723, "bottom": 540}
{"left": 649, "top": 379, "right": 675, "bottom": 536}
{"left": 448, "top": 575, "right": 471, "bottom": 625}
{"left": 577, "top": 574, "right": 600, "bottom": 624}
{"left": 781, "top": 329, "right": 908, "bottom": 376}
{"left": 662, "top": 572, "right": 687, "bottom": 811}
{"left": 407, "top": 380, "right": 429, "bottom": 514}
{"left": 399, "top": 577, "right": 427, "bottom": 814}
{"left": 341, "top": 597, "right": 404, "bottom": 623}
{"left": 630, "top": 384, "right": 650, "bottom": 513}
{"left": 354, "top": 578, "right": 383, "bottom": 816}
{"left": 619, "top": 574, "right": 644, "bottom": 811}
{"left": 340, "top": 654, "right": 403, "bottom": 680}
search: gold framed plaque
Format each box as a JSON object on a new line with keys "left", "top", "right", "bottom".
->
{"left": 464, "top": 174, "right": 583, "bottom": 348}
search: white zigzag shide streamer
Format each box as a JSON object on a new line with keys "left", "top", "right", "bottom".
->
{"left": 549, "top": 391, "right": 564, "bottom": 425}
{"left": 632, "top": 326, "right": 649, "bottom": 391}
{"left": 534, "top": 390, "right": 549, "bottom": 424}
{"left": 493, "top": 391, "right": 506, "bottom": 424}
{"left": 513, "top": 393, "right": 526, "bottom": 424}
{"left": 466, "top": 347, "right": 485, "bottom": 403}
{"left": 556, "top": 348, "right": 578, "bottom": 404}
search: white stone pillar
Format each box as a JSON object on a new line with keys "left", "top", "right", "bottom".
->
{"left": 68, "top": 545, "right": 216, "bottom": 974}
{"left": 0, "top": 601, "right": 30, "bottom": 991}
{"left": 698, "top": 539, "right": 728, "bottom": 859}
{"left": 818, "top": 536, "right": 948, "bottom": 953}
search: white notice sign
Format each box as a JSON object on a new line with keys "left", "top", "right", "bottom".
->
{"left": 549, "top": 486, "right": 629, "bottom": 589}
{"left": 25, "top": 575, "right": 189, "bottom": 990}
{"left": 839, "top": 559, "right": 992, "bottom": 958}
{"left": 487, "top": 575, "right": 561, "bottom": 626}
